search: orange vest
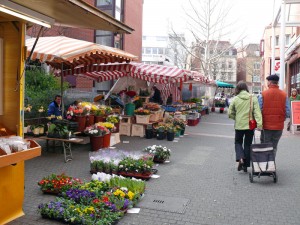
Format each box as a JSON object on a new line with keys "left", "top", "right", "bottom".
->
{"left": 262, "top": 85, "right": 287, "bottom": 130}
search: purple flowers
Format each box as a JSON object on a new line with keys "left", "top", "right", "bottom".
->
{"left": 65, "top": 188, "right": 95, "bottom": 203}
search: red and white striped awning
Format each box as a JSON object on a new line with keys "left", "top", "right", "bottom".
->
{"left": 26, "top": 36, "right": 137, "bottom": 69}
{"left": 58, "top": 63, "right": 194, "bottom": 84}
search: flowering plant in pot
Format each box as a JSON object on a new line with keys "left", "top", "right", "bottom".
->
{"left": 37, "top": 173, "right": 82, "bottom": 194}
{"left": 106, "top": 115, "right": 120, "bottom": 124}
{"left": 143, "top": 145, "right": 171, "bottom": 163}
{"left": 118, "top": 157, "right": 154, "bottom": 176}
{"left": 84, "top": 124, "right": 109, "bottom": 137}
{"left": 134, "top": 108, "right": 150, "bottom": 115}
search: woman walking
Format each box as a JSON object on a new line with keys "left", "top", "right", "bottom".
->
{"left": 228, "top": 81, "right": 262, "bottom": 172}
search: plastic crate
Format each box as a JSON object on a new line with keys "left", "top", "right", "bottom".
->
{"left": 162, "top": 105, "right": 177, "bottom": 112}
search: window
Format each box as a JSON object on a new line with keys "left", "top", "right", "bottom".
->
{"left": 221, "top": 62, "right": 226, "bottom": 69}
{"left": 142, "top": 48, "right": 145, "bottom": 54}
{"left": 152, "top": 48, "right": 158, "bottom": 54}
{"left": 275, "top": 35, "right": 279, "bottom": 46}
{"left": 228, "top": 61, "right": 232, "bottom": 69}
{"left": 96, "top": 36, "right": 112, "bottom": 46}
{"left": 156, "top": 36, "right": 167, "bottom": 41}
{"left": 142, "top": 36, "right": 146, "bottom": 40}
{"left": 158, "top": 48, "right": 164, "bottom": 54}
{"left": 146, "top": 48, "right": 151, "bottom": 54}
{"left": 228, "top": 72, "right": 233, "bottom": 81}
{"left": 286, "top": 34, "right": 290, "bottom": 46}
{"left": 253, "top": 62, "right": 260, "bottom": 70}
{"left": 96, "top": 0, "right": 112, "bottom": 6}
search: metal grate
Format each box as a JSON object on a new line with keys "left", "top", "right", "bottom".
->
{"left": 137, "top": 194, "right": 190, "bottom": 214}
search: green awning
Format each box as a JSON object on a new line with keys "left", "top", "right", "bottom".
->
{"left": 216, "top": 81, "right": 235, "bottom": 88}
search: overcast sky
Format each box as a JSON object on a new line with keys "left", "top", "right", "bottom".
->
{"left": 143, "top": 0, "right": 280, "bottom": 45}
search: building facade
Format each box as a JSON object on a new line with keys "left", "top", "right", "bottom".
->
{"left": 237, "top": 44, "right": 261, "bottom": 94}
{"left": 26, "top": 0, "right": 143, "bottom": 92}
{"left": 189, "top": 40, "right": 237, "bottom": 85}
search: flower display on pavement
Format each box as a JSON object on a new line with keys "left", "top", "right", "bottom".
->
{"left": 144, "top": 145, "right": 171, "bottom": 162}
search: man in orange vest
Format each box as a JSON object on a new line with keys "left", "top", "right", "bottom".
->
{"left": 258, "top": 74, "right": 290, "bottom": 157}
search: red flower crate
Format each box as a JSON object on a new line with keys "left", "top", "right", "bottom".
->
{"left": 188, "top": 119, "right": 198, "bottom": 126}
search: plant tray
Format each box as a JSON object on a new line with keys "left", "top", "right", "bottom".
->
{"left": 0, "top": 140, "right": 41, "bottom": 168}
{"left": 117, "top": 171, "right": 152, "bottom": 180}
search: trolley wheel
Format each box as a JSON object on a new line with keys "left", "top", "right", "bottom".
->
{"left": 273, "top": 173, "right": 278, "bottom": 183}
{"left": 249, "top": 173, "right": 253, "bottom": 183}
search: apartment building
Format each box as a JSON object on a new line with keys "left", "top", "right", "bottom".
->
{"left": 237, "top": 44, "right": 261, "bottom": 94}
{"left": 189, "top": 40, "right": 237, "bottom": 85}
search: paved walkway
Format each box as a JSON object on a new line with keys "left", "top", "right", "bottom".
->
{"left": 9, "top": 113, "right": 300, "bottom": 225}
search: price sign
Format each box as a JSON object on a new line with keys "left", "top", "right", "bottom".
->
{"left": 291, "top": 101, "right": 300, "bottom": 125}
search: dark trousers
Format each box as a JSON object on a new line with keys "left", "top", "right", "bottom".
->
{"left": 260, "top": 130, "right": 283, "bottom": 157}
{"left": 235, "top": 129, "right": 254, "bottom": 167}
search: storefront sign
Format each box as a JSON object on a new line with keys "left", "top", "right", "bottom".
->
{"left": 291, "top": 101, "right": 300, "bottom": 125}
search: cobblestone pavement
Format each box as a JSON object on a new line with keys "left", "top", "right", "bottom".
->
{"left": 8, "top": 113, "right": 300, "bottom": 225}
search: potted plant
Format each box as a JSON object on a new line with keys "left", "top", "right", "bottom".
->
{"left": 155, "top": 123, "right": 166, "bottom": 140}
{"left": 106, "top": 115, "right": 120, "bottom": 133}
{"left": 144, "top": 145, "right": 171, "bottom": 163}
{"left": 134, "top": 108, "right": 151, "bottom": 124}
{"left": 145, "top": 125, "right": 153, "bottom": 139}
{"left": 84, "top": 124, "right": 109, "bottom": 151}
{"left": 165, "top": 123, "right": 176, "bottom": 141}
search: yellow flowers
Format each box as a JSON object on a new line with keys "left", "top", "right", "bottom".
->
{"left": 24, "top": 104, "right": 32, "bottom": 112}
{"left": 127, "top": 191, "right": 135, "bottom": 200}
{"left": 97, "top": 122, "right": 115, "bottom": 130}
{"left": 113, "top": 189, "right": 126, "bottom": 198}
{"left": 38, "top": 106, "right": 45, "bottom": 113}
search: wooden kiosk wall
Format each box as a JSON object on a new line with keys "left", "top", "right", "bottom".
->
{"left": 0, "top": 21, "right": 26, "bottom": 224}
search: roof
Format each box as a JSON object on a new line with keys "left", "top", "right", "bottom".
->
{"left": 9, "top": 0, "right": 133, "bottom": 33}
{"left": 26, "top": 36, "right": 138, "bottom": 69}
{"left": 216, "top": 80, "right": 235, "bottom": 88}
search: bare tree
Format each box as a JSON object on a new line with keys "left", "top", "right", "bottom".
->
{"left": 170, "top": 0, "right": 245, "bottom": 80}
{"left": 167, "top": 33, "right": 189, "bottom": 69}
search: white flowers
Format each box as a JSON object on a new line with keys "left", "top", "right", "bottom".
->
{"left": 120, "top": 187, "right": 128, "bottom": 192}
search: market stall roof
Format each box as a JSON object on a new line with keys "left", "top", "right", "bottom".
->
{"left": 26, "top": 36, "right": 138, "bottom": 69}
{"left": 216, "top": 80, "right": 235, "bottom": 88}
{"left": 9, "top": 0, "right": 133, "bottom": 33}
{"left": 60, "top": 63, "right": 196, "bottom": 84}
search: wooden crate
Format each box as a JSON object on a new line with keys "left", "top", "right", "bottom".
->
{"left": 149, "top": 111, "right": 160, "bottom": 122}
{"left": 120, "top": 116, "right": 134, "bottom": 124}
{"left": 119, "top": 123, "right": 131, "bottom": 136}
{"left": 136, "top": 115, "right": 150, "bottom": 124}
{"left": 131, "top": 124, "right": 145, "bottom": 137}
{"left": 0, "top": 140, "right": 41, "bottom": 168}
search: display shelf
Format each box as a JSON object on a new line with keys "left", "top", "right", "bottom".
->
{"left": 0, "top": 140, "right": 41, "bottom": 168}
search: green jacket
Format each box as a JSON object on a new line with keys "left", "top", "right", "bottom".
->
{"left": 289, "top": 95, "right": 300, "bottom": 101}
{"left": 228, "top": 91, "right": 262, "bottom": 130}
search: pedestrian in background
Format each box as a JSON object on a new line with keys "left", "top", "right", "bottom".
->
{"left": 228, "top": 81, "right": 262, "bottom": 172}
{"left": 287, "top": 88, "right": 300, "bottom": 131}
{"left": 47, "top": 95, "right": 62, "bottom": 117}
{"left": 258, "top": 74, "right": 290, "bottom": 157}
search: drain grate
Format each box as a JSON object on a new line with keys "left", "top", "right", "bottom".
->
{"left": 137, "top": 194, "right": 190, "bottom": 214}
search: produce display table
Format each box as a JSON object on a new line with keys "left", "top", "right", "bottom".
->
{"left": 38, "top": 136, "right": 83, "bottom": 162}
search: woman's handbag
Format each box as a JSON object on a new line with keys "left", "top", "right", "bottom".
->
{"left": 249, "top": 95, "right": 257, "bottom": 130}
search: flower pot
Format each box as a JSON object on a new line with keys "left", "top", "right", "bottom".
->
{"left": 180, "top": 128, "right": 185, "bottom": 135}
{"left": 145, "top": 129, "right": 153, "bottom": 139}
{"left": 220, "top": 108, "right": 224, "bottom": 113}
{"left": 175, "top": 130, "right": 181, "bottom": 137}
{"left": 94, "top": 115, "right": 106, "bottom": 123}
{"left": 86, "top": 114, "right": 95, "bottom": 127}
{"left": 90, "top": 135, "right": 104, "bottom": 151}
{"left": 153, "top": 156, "right": 167, "bottom": 163}
{"left": 157, "top": 131, "right": 165, "bottom": 140}
{"left": 166, "top": 132, "right": 175, "bottom": 141}
{"left": 205, "top": 108, "right": 209, "bottom": 114}
{"left": 125, "top": 103, "right": 135, "bottom": 116}
{"left": 211, "top": 107, "right": 215, "bottom": 112}
{"left": 103, "top": 133, "right": 111, "bottom": 148}
{"left": 74, "top": 115, "right": 86, "bottom": 132}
